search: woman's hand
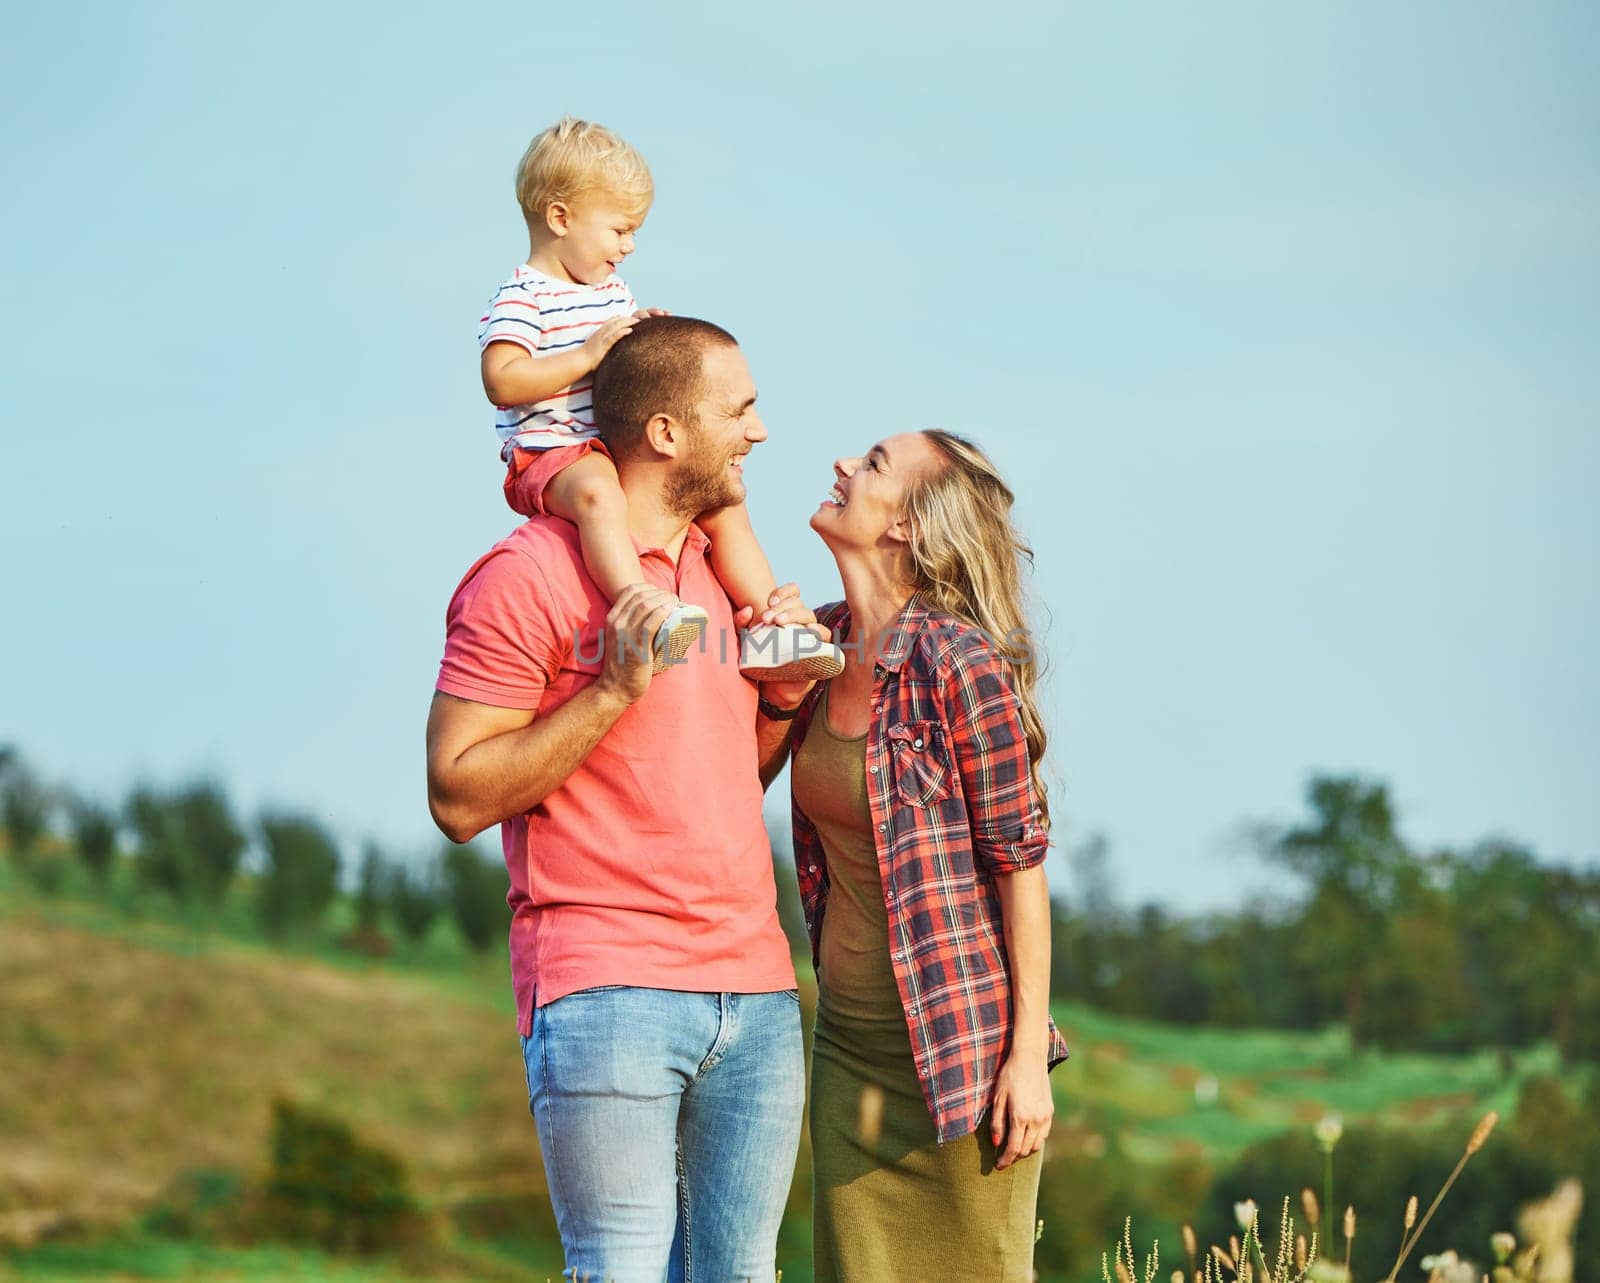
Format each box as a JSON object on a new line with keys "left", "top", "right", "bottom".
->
{"left": 990, "top": 1050, "right": 1053, "bottom": 1170}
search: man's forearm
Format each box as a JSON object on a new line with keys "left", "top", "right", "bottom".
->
{"left": 756, "top": 708, "right": 798, "bottom": 789}
{"left": 428, "top": 683, "right": 630, "bottom": 842}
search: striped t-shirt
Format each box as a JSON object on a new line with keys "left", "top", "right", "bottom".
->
{"left": 478, "top": 264, "right": 637, "bottom": 457}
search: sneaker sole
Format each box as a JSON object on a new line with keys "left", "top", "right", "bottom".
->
{"left": 653, "top": 613, "right": 708, "bottom": 673}
{"left": 739, "top": 651, "right": 846, "bottom": 683}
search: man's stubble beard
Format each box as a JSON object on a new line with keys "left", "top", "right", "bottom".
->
{"left": 664, "top": 418, "right": 744, "bottom": 519}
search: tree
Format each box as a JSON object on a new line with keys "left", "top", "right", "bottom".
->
{"left": 1263, "top": 774, "right": 1411, "bottom": 1044}
{"left": 127, "top": 781, "right": 245, "bottom": 906}
{"left": 175, "top": 783, "right": 246, "bottom": 904}
{"left": 353, "top": 842, "right": 386, "bottom": 932}
{"left": 69, "top": 799, "right": 119, "bottom": 880}
{"left": 1, "top": 751, "right": 50, "bottom": 860}
{"left": 387, "top": 860, "right": 441, "bottom": 945}
{"left": 440, "top": 841, "right": 507, "bottom": 953}
{"left": 257, "top": 813, "right": 342, "bottom": 939}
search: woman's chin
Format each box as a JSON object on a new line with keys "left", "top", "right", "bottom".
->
{"left": 808, "top": 506, "right": 841, "bottom": 539}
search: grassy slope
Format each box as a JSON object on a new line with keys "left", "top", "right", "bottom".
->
{"left": 0, "top": 874, "right": 1575, "bottom": 1281}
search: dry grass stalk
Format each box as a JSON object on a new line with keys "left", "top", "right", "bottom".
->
{"left": 1344, "top": 1206, "right": 1356, "bottom": 1276}
{"left": 1102, "top": 1216, "right": 1160, "bottom": 1283}
{"left": 1383, "top": 1113, "right": 1499, "bottom": 1283}
{"left": 1302, "top": 1188, "right": 1320, "bottom": 1228}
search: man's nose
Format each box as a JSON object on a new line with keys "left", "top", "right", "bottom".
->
{"left": 746, "top": 410, "right": 768, "bottom": 442}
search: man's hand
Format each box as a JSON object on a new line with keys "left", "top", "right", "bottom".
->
{"left": 579, "top": 314, "right": 639, "bottom": 370}
{"left": 738, "top": 582, "right": 829, "bottom": 711}
{"left": 594, "top": 583, "right": 679, "bottom": 708}
{"left": 990, "top": 1050, "right": 1054, "bottom": 1170}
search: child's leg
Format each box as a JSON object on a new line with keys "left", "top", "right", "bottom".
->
{"left": 546, "top": 452, "right": 708, "bottom": 673}
{"left": 696, "top": 503, "right": 778, "bottom": 617}
{"left": 543, "top": 452, "right": 646, "bottom": 602}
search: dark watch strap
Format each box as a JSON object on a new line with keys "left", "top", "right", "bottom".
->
{"left": 757, "top": 694, "right": 803, "bottom": 721}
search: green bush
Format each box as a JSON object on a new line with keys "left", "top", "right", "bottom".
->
{"left": 143, "top": 1167, "right": 247, "bottom": 1239}
{"left": 260, "top": 1097, "right": 429, "bottom": 1254}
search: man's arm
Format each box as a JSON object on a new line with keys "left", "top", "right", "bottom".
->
{"left": 426, "top": 584, "right": 675, "bottom": 842}
{"left": 739, "top": 583, "right": 823, "bottom": 788}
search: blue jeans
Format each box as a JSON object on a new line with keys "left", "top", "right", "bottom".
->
{"left": 520, "top": 986, "right": 805, "bottom": 1283}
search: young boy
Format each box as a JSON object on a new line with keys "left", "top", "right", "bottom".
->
{"left": 479, "top": 116, "right": 842, "bottom": 680}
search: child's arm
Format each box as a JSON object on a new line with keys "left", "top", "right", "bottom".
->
{"left": 697, "top": 503, "right": 779, "bottom": 616}
{"left": 480, "top": 314, "right": 636, "bottom": 406}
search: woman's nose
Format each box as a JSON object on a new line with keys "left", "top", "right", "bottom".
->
{"left": 834, "top": 457, "right": 858, "bottom": 478}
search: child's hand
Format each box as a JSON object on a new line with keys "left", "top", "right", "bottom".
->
{"left": 580, "top": 314, "right": 639, "bottom": 369}
{"left": 633, "top": 307, "right": 671, "bottom": 319}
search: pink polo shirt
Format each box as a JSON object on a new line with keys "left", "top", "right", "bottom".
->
{"left": 436, "top": 516, "right": 796, "bottom": 1033}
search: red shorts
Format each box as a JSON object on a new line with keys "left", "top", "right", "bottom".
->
{"left": 502, "top": 439, "right": 612, "bottom": 519}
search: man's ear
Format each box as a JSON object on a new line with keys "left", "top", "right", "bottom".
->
{"left": 640, "top": 412, "right": 681, "bottom": 459}
{"left": 544, "top": 202, "right": 571, "bottom": 238}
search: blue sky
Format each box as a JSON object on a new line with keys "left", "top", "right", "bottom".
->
{"left": 2, "top": 1, "right": 1595, "bottom": 907}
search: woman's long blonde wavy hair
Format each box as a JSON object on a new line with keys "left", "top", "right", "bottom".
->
{"left": 901, "top": 429, "right": 1051, "bottom": 827}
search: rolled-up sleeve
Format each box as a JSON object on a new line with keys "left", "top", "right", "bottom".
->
{"left": 942, "top": 633, "right": 1049, "bottom": 875}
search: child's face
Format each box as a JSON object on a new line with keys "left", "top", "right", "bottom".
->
{"left": 548, "top": 193, "right": 645, "bottom": 285}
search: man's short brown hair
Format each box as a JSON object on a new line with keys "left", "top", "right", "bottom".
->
{"left": 591, "top": 317, "right": 739, "bottom": 460}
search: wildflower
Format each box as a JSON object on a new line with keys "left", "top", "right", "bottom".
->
{"left": 1314, "top": 1114, "right": 1343, "bottom": 1151}
{"left": 1236, "top": 1201, "right": 1260, "bottom": 1231}
{"left": 1490, "top": 1234, "right": 1515, "bottom": 1264}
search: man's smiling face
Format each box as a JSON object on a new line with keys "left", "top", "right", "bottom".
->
{"left": 666, "top": 344, "right": 766, "bottom": 517}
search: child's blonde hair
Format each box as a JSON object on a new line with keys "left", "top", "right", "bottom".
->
{"left": 515, "top": 116, "right": 653, "bottom": 228}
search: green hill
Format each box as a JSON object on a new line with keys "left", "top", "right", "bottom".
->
{"left": 0, "top": 883, "right": 1583, "bottom": 1282}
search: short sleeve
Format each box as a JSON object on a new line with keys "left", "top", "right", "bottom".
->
{"left": 436, "top": 549, "right": 565, "bottom": 709}
{"left": 478, "top": 282, "right": 544, "bottom": 355}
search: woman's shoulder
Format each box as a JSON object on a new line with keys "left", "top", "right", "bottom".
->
{"left": 900, "top": 603, "right": 1011, "bottom": 675}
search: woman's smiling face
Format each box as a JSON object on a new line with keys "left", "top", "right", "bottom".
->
{"left": 811, "top": 431, "right": 941, "bottom": 552}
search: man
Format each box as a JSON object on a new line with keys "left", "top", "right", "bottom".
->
{"left": 426, "top": 317, "right": 816, "bottom": 1283}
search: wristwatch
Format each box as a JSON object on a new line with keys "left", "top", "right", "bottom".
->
{"left": 757, "top": 694, "right": 803, "bottom": 721}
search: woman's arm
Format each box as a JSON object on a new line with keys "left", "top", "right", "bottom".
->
{"left": 990, "top": 864, "right": 1055, "bottom": 1169}
{"left": 940, "top": 629, "right": 1054, "bottom": 1167}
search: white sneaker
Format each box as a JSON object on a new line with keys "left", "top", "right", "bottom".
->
{"left": 738, "top": 623, "right": 845, "bottom": 682}
{"left": 652, "top": 602, "right": 709, "bottom": 673}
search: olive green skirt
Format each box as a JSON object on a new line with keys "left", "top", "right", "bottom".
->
{"left": 810, "top": 1004, "right": 1042, "bottom": 1283}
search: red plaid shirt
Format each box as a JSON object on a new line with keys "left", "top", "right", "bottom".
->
{"left": 788, "top": 596, "right": 1069, "bottom": 1143}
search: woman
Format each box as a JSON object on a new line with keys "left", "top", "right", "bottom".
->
{"left": 781, "top": 429, "right": 1068, "bottom": 1282}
